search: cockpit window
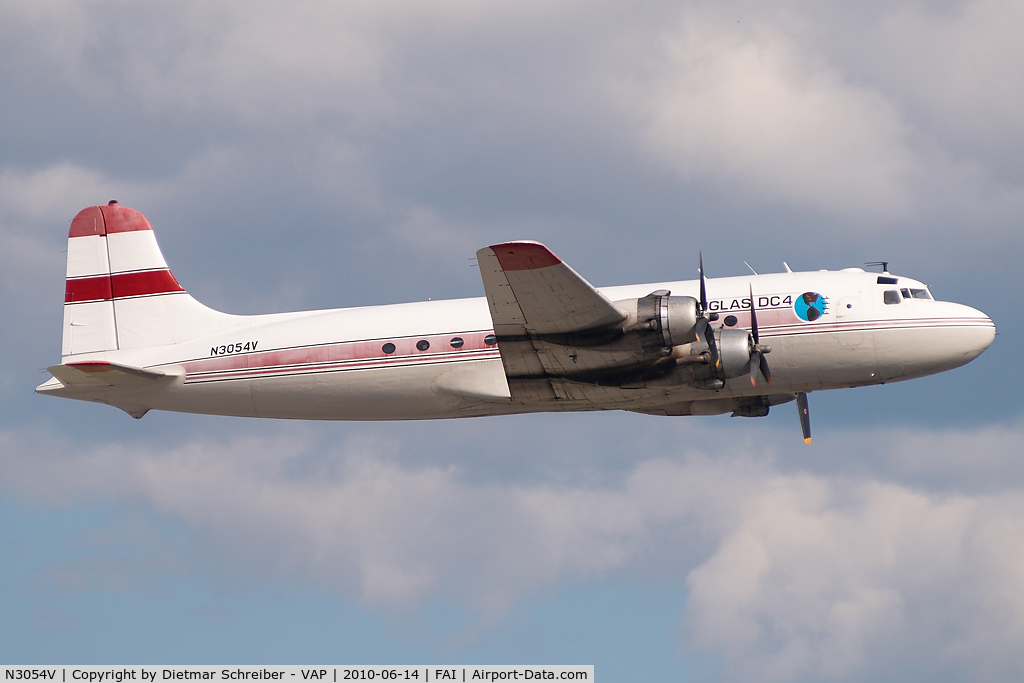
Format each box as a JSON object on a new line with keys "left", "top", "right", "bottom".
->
{"left": 883, "top": 290, "right": 901, "bottom": 305}
{"left": 900, "top": 288, "right": 911, "bottom": 299}
{"left": 877, "top": 276, "right": 898, "bottom": 285}
{"left": 910, "top": 288, "right": 932, "bottom": 300}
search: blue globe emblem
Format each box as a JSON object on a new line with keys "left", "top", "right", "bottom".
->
{"left": 794, "top": 292, "right": 827, "bottom": 321}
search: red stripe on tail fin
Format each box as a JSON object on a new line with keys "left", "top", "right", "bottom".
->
{"left": 111, "top": 269, "right": 184, "bottom": 298}
{"left": 65, "top": 276, "right": 112, "bottom": 303}
{"left": 65, "top": 270, "right": 184, "bottom": 303}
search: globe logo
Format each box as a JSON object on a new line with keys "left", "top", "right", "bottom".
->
{"left": 794, "top": 292, "right": 827, "bottom": 321}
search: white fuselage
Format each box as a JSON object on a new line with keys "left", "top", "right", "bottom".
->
{"left": 42, "top": 268, "right": 995, "bottom": 420}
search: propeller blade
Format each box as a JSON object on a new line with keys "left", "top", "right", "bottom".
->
{"left": 796, "top": 392, "right": 811, "bottom": 444}
{"left": 703, "top": 322, "right": 720, "bottom": 368}
{"left": 759, "top": 352, "right": 772, "bottom": 386}
{"left": 749, "top": 351, "right": 759, "bottom": 386}
{"left": 696, "top": 253, "right": 721, "bottom": 368}
{"left": 748, "top": 285, "right": 760, "bottom": 344}
{"left": 699, "top": 251, "right": 708, "bottom": 313}
{"left": 696, "top": 318, "right": 709, "bottom": 345}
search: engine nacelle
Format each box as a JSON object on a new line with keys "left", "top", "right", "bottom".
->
{"left": 714, "top": 327, "right": 754, "bottom": 379}
{"left": 616, "top": 292, "right": 699, "bottom": 355}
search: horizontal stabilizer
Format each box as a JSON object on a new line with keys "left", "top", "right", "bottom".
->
{"left": 46, "top": 361, "right": 180, "bottom": 388}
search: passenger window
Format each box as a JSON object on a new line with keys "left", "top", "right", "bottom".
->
{"left": 382, "top": 343, "right": 396, "bottom": 354}
{"left": 484, "top": 334, "right": 497, "bottom": 346}
{"left": 883, "top": 290, "right": 901, "bottom": 305}
{"left": 416, "top": 340, "right": 430, "bottom": 351}
{"left": 450, "top": 337, "right": 464, "bottom": 348}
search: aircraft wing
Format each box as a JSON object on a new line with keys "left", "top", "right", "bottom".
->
{"left": 476, "top": 241, "right": 630, "bottom": 402}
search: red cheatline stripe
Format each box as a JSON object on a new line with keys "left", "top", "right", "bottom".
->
{"left": 65, "top": 269, "right": 184, "bottom": 303}
{"left": 184, "top": 351, "right": 501, "bottom": 384}
{"left": 490, "top": 241, "right": 562, "bottom": 271}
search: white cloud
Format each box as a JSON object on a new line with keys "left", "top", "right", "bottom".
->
{"left": 865, "top": 0, "right": 1024, "bottom": 175}
{"left": 614, "top": 16, "right": 917, "bottom": 221}
{"left": 604, "top": 4, "right": 1024, "bottom": 232}
{"left": 4, "top": 418, "right": 1024, "bottom": 679}
{"left": 0, "top": 163, "right": 158, "bottom": 226}
{"left": 0, "top": 163, "right": 173, "bottom": 334}
{"left": 0, "top": 0, "right": 574, "bottom": 129}
{"left": 684, "top": 478, "right": 1024, "bottom": 681}
{"left": 6, "top": 0, "right": 1024, "bottom": 244}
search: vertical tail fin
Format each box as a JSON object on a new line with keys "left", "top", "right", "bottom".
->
{"left": 63, "top": 201, "right": 237, "bottom": 358}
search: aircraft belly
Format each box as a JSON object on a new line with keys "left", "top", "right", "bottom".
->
{"left": 760, "top": 331, "right": 829, "bottom": 392}
{"left": 826, "top": 330, "right": 878, "bottom": 388}
{"left": 65, "top": 372, "right": 261, "bottom": 419}
{"left": 154, "top": 380, "right": 260, "bottom": 418}
{"left": 246, "top": 364, "right": 480, "bottom": 420}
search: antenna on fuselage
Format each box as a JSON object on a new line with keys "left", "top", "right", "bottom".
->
{"left": 865, "top": 261, "right": 890, "bottom": 273}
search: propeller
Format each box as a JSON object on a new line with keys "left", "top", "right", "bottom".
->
{"left": 747, "top": 285, "right": 772, "bottom": 386}
{"left": 697, "top": 252, "right": 720, "bottom": 366}
{"left": 796, "top": 392, "right": 811, "bottom": 444}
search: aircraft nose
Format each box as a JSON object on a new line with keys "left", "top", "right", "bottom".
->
{"left": 951, "top": 303, "right": 996, "bottom": 364}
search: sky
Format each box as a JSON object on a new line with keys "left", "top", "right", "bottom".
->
{"left": 1, "top": 0, "right": 1023, "bottom": 680}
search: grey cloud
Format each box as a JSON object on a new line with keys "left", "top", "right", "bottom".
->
{"left": 811, "top": 0, "right": 1024, "bottom": 182}
{"left": 687, "top": 477, "right": 1024, "bottom": 682}
{"left": 610, "top": 5, "right": 1024, "bottom": 230}
{"left": 4, "top": 0, "right": 1024, "bottom": 260}
{"left": 4, "top": 418, "right": 1024, "bottom": 680}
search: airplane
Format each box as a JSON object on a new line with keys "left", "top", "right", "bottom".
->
{"left": 37, "top": 201, "right": 996, "bottom": 442}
